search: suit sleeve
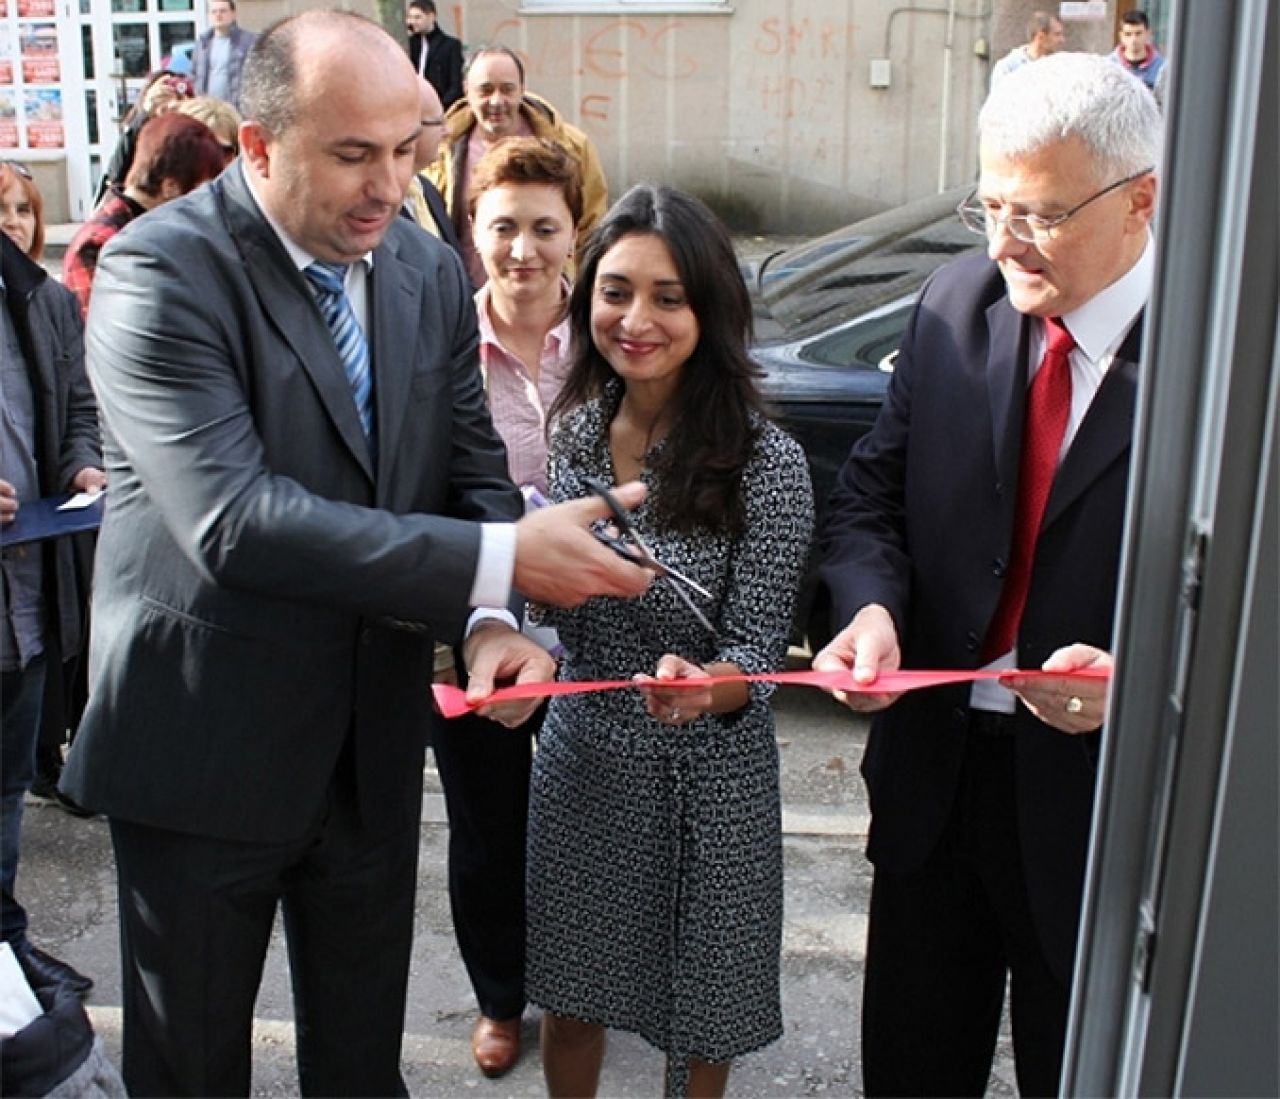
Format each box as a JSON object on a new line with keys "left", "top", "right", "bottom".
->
{"left": 817, "top": 280, "right": 931, "bottom": 639}
{"left": 86, "top": 224, "right": 510, "bottom": 627}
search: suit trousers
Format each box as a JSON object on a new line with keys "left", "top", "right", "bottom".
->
{"left": 108, "top": 742, "right": 421, "bottom": 1097}
{"left": 1, "top": 655, "right": 47, "bottom": 945}
{"left": 861, "top": 715, "right": 1071, "bottom": 1098}
{"left": 430, "top": 704, "right": 539, "bottom": 1021}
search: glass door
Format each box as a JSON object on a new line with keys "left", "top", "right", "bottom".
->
{"left": 67, "top": 0, "right": 199, "bottom": 217}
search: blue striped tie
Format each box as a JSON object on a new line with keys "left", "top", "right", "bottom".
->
{"left": 305, "top": 261, "right": 376, "bottom": 463}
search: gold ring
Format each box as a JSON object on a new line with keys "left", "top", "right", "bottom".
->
{"left": 1065, "top": 695, "right": 1084, "bottom": 715}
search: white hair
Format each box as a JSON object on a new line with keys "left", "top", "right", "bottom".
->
{"left": 979, "top": 51, "right": 1162, "bottom": 181}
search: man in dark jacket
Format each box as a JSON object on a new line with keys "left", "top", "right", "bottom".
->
{"left": 406, "top": 0, "right": 463, "bottom": 109}
{"left": 0, "top": 233, "right": 104, "bottom": 996}
{"left": 192, "top": 0, "right": 256, "bottom": 110}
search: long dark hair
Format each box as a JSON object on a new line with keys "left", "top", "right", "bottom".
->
{"left": 551, "top": 184, "right": 768, "bottom": 536}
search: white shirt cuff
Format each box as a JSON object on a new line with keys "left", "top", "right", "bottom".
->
{"left": 469, "top": 521, "right": 516, "bottom": 609}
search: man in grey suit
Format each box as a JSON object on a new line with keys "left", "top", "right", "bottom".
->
{"left": 61, "top": 11, "right": 649, "bottom": 1096}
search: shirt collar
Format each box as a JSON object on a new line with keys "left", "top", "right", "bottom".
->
{"left": 473, "top": 278, "right": 571, "bottom": 357}
{"left": 240, "top": 163, "right": 373, "bottom": 276}
{"left": 1060, "top": 233, "right": 1154, "bottom": 362}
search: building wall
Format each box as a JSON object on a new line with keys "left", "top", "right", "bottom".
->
{"left": 231, "top": 0, "right": 1121, "bottom": 234}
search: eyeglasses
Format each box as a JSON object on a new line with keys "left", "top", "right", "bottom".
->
{"left": 956, "top": 169, "right": 1153, "bottom": 244}
{"left": 1, "top": 160, "right": 33, "bottom": 180}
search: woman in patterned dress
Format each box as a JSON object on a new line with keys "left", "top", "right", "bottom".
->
{"left": 527, "top": 184, "right": 815, "bottom": 1097}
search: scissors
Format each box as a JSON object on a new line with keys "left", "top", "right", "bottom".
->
{"left": 582, "top": 477, "right": 718, "bottom": 638}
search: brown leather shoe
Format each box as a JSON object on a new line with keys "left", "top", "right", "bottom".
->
{"left": 471, "top": 1014, "right": 521, "bottom": 1077}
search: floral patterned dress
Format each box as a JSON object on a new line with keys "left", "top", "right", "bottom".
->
{"left": 526, "top": 385, "right": 815, "bottom": 1079}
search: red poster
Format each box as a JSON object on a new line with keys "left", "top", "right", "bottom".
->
{"left": 26, "top": 120, "right": 63, "bottom": 148}
{"left": 0, "top": 0, "right": 8, "bottom": 17}
{"left": 17, "top": 0, "right": 55, "bottom": 15}
{"left": 0, "top": 62, "right": 12, "bottom": 85}
{"left": 0, "top": 124, "right": 17, "bottom": 148}
{"left": 21, "top": 56, "right": 57, "bottom": 83}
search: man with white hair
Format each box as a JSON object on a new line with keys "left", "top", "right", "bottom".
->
{"left": 814, "top": 53, "right": 1160, "bottom": 1094}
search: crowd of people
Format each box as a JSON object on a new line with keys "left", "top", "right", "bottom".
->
{"left": 0, "top": 3, "right": 1169, "bottom": 1096}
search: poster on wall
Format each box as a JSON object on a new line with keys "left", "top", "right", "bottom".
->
{"left": 0, "top": 25, "right": 12, "bottom": 84}
{"left": 0, "top": 88, "right": 17, "bottom": 147}
{"left": 17, "top": 0, "right": 55, "bottom": 16}
{"left": 23, "top": 85, "right": 61, "bottom": 147}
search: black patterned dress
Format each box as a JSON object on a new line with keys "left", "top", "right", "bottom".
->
{"left": 526, "top": 387, "right": 815, "bottom": 1078}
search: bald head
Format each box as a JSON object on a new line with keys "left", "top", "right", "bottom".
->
{"left": 238, "top": 9, "right": 422, "bottom": 263}
{"left": 414, "top": 77, "right": 445, "bottom": 172}
{"left": 242, "top": 11, "right": 417, "bottom": 137}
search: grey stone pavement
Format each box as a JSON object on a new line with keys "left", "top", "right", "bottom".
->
{"left": 20, "top": 679, "right": 1017, "bottom": 1098}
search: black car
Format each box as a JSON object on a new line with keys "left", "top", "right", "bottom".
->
{"left": 746, "top": 186, "right": 983, "bottom": 648}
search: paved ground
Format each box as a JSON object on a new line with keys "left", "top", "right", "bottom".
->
{"left": 19, "top": 676, "right": 1017, "bottom": 1098}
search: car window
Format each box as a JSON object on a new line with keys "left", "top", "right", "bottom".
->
{"left": 800, "top": 299, "right": 916, "bottom": 372}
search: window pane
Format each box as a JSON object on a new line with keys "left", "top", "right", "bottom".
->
{"left": 81, "top": 23, "right": 94, "bottom": 79}
{"left": 159, "top": 21, "right": 195, "bottom": 70}
{"left": 85, "top": 88, "right": 99, "bottom": 144}
{"left": 112, "top": 23, "right": 150, "bottom": 76}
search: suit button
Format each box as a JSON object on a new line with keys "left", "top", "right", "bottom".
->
{"left": 952, "top": 707, "right": 967, "bottom": 723}
{"left": 360, "top": 628, "right": 373, "bottom": 646}
{"left": 966, "top": 631, "right": 980, "bottom": 652}
{"left": 992, "top": 558, "right": 1006, "bottom": 578}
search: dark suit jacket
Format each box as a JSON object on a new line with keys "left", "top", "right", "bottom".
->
{"left": 819, "top": 253, "right": 1140, "bottom": 981}
{"left": 403, "top": 173, "right": 461, "bottom": 255}
{"left": 409, "top": 26, "right": 463, "bottom": 109}
{"left": 1, "top": 236, "right": 100, "bottom": 658}
{"left": 62, "top": 164, "right": 522, "bottom": 845}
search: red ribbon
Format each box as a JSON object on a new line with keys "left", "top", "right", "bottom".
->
{"left": 431, "top": 665, "right": 1111, "bottom": 719}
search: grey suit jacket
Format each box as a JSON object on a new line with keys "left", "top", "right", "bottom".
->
{"left": 62, "top": 165, "right": 522, "bottom": 843}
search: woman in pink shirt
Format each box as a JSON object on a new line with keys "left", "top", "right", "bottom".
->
{"left": 469, "top": 137, "right": 582, "bottom": 495}
{"left": 435, "top": 136, "right": 582, "bottom": 1080}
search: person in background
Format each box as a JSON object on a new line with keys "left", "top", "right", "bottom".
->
{"left": 527, "top": 185, "right": 814, "bottom": 1097}
{"left": 434, "top": 136, "right": 581, "bottom": 1079}
{"left": 0, "top": 161, "right": 97, "bottom": 819}
{"left": 989, "top": 10, "right": 1065, "bottom": 86}
{"left": 406, "top": 0, "right": 463, "bottom": 110}
{"left": 192, "top": 0, "right": 256, "bottom": 110}
{"left": 1, "top": 208, "right": 104, "bottom": 997}
{"left": 813, "top": 53, "right": 1159, "bottom": 1095}
{"left": 176, "top": 94, "right": 243, "bottom": 165}
{"left": 403, "top": 77, "right": 457, "bottom": 248}
{"left": 0, "top": 160, "right": 46, "bottom": 261}
{"left": 428, "top": 44, "right": 608, "bottom": 288}
{"left": 1111, "top": 9, "right": 1167, "bottom": 91}
{"left": 58, "top": 12, "right": 650, "bottom": 1093}
{"left": 93, "top": 69, "right": 194, "bottom": 207}
{"left": 64, "top": 112, "right": 225, "bottom": 318}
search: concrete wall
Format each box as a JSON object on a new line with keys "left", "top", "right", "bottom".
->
{"left": 227, "top": 0, "right": 1120, "bottom": 235}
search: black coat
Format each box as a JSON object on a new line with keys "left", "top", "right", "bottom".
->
{"left": 409, "top": 25, "right": 464, "bottom": 108}
{"left": 820, "top": 253, "right": 1140, "bottom": 982}
{"left": 1, "top": 234, "right": 100, "bottom": 658}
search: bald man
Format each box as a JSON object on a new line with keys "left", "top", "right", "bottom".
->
{"left": 403, "top": 76, "right": 458, "bottom": 248}
{"left": 63, "top": 11, "right": 650, "bottom": 1095}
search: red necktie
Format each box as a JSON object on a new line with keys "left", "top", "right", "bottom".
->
{"left": 982, "top": 316, "right": 1076, "bottom": 661}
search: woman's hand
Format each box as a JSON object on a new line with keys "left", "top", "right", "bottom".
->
{"left": 634, "top": 655, "right": 713, "bottom": 725}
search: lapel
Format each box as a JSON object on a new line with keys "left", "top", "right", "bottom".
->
{"left": 368, "top": 227, "right": 424, "bottom": 505}
{"left": 219, "top": 167, "right": 375, "bottom": 482}
{"left": 1043, "top": 315, "right": 1142, "bottom": 526}
{"left": 985, "top": 296, "right": 1030, "bottom": 494}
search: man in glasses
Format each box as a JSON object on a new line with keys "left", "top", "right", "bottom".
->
{"left": 814, "top": 52, "right": 1160, "bottom": 1095}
